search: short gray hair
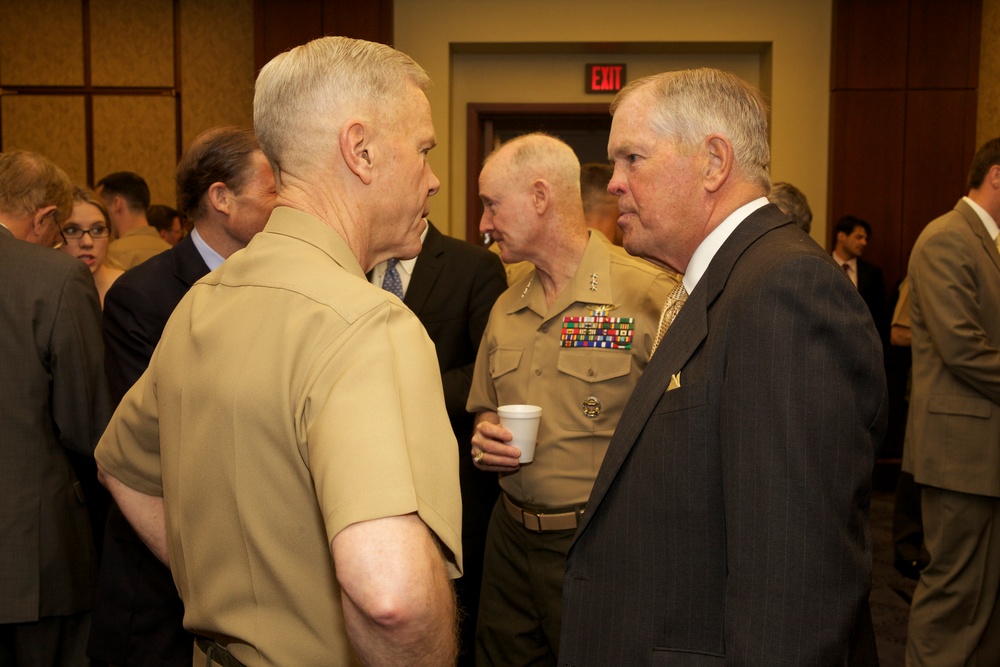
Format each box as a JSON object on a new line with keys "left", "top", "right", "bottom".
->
{"left": 0, "top": 150, "right": 74, "bottom": 223}
{"left": 611, "top": 68, "right": 771, "bottom": 190}
{"left": 253, "top": 36, "right": 431, "bottom": 184}
{"left": 768, "top": 181, "right": 812, "bottom": 233}
{"left": 487, "top": 132, "right": 581, "bottom": 199}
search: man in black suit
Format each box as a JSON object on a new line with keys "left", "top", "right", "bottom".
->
{"left": 833, "top": 215, "right": 889, "bottom": 345}
{"left": 369, "top": 219, "right": 506, "bottom": 666}
{"left": 559, "top": 68, "right": 887, "bottom": 665}
{"left": 0, "top": 150, "right": 111, "bottom": 665}
{"left": 88, "top": 126, "right": 276, "bottom": 666}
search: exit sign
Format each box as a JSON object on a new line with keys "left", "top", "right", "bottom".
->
{"left": 586, "top": 63, "right": 626, "bottom": 94}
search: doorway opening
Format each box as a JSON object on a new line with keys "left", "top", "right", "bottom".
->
{"left": 465, "top": 103, "right": 612, "bottom": 243}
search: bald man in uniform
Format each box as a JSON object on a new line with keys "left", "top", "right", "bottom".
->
{"left": 468, "top": 132, "right": 677, "bottom": 666}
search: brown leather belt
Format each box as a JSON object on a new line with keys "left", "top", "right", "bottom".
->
{"left": 196, "top": 637, "right": 247, "bottom": 667}
{"left": 502, "top": 492, "right": 584, "bottom": 532}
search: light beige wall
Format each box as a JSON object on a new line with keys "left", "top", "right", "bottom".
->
{"left": 395, "top": 0, "right": 833, "bottom": 242}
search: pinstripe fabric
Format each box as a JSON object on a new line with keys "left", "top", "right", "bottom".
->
{"left": 559, "top": 205, "right": 886, "bottom": 666}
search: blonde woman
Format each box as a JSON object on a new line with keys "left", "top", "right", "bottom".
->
{"left": 59, "top": 187, "right": 124, "bottom": 306}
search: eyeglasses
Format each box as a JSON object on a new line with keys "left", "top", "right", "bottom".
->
{"left": 61, "top": 224, "right": 110, "bottom": 240}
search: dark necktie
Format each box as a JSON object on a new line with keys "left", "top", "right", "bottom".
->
{"left": 382, "top": 258, "right": 404, "bottom": 299}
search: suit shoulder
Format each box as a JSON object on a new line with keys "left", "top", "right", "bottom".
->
{"left": 438, "top": 233, "right": 503, "bottom": 264}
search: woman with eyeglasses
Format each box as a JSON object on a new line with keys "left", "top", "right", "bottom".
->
{"left": 59, "top": 186, "right": 124, "bottom": 307}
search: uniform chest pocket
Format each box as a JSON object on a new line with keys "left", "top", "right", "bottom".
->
{"left": 488, "top": 347, "right": 523, "bottom": 406}
{"left": 555, "top": 349, "right": 634, "bottom": 432}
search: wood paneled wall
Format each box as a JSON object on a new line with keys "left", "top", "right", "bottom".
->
{"left": 830, "top": 0, "right": 981, "bottom": 292}
{"left": 830, "top": 0, "right": 981, "bottom": 467}
{"left": 0, "top": 0, "right": 256, "bottom": 208}
{"left": 253, "top": 0, "right": 393, "bottom": 72}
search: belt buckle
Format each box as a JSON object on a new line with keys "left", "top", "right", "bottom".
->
{"left": 520, "top": 508, "right": 544, "bottom": 533}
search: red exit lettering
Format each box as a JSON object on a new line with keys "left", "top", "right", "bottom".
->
{"left": 587, "top": 64, "right": 625, "bottom": 93}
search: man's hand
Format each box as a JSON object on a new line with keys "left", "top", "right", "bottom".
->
{"left": 471, "top": 411, "right": 523, "bottom": 472}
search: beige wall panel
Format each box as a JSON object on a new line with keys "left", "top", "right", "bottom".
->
{"left": 395, "top": 0, "right": 832, "bottom": 241}
{"left": 452, "top": 51, "right": 761, "bottom": 239}
{"left": 180, "top": 0, "right": 255, "bottom": 147}
{"left": 0, "top": 0, "right": 84, "bottom": 86}
{"left": 90, "top": 0, "right": 174, "bottom": 87}
{"left": 1, "top": 95, "right": 87, "bottom": 185}
{"left": 92, "top": 96, "right": 176, "bottom": 206}
{"left": 979, "top": 0, "right": 1000, "bottom": 146}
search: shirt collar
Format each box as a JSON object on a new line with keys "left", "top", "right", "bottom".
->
{"left": 190, "top": 227, "right": 226, "bottom": 271}
{"left": 509, "top": 230, "right": 614, "bottom": 318}
{"left": 683, "top": 197, "right": 769, "bottom": 293}
{"left": 963, "top": 196, "right": 1000, "bottom": 241}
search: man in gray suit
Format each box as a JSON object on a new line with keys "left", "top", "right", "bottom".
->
{"left": 905, "top": 137, "right": 1000, "bottom": 666}
{"left": 0, "top": 150, "right": 111, "bottom": 665}
{"left": 559, "top": 69, "right": 887, "bottom": 665}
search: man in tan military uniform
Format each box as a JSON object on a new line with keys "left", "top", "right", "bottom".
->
{"left": 96, "top": 37, "right": 461, "bottom": 666}
{"left": 468, "top": 132, "right": 678, "bottom": 666}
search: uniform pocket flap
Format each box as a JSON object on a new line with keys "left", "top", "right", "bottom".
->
{"left": 489, "top": 347, "right": 523, "bottom": 379}
{"left": 556, "top": 348, "right": 632, "bottom": 383}
{"left": 928, "top": 394, "right": 992, "bottom": 419}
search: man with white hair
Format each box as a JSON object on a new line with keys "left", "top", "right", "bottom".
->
{"left": 95, "top": 37, "right": 462, "bottom": 666}
{"left": 468, "top": 132, "right": 675, "bottom": 665}
{"left": 559, "top": 68, "right": 886, "bottom": 665}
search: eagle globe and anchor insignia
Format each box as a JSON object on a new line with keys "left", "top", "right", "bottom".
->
{"left": 582, "top": 396, "right": 602, "bottom": 418}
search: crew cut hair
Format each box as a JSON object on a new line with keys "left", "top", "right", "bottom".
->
{"left": 253, "top": 36, "right": 431, "bottom": 185}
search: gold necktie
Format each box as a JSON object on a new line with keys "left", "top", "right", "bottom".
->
{"left": 651, "top": 281, "right": 688, "bottom": 354}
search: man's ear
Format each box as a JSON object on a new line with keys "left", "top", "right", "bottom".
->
{"left": 341, "top": 121, "right": 373, "bottom": 185}
{"left": 530, "top": 179, "right": 551, "bottom": 215}
{"left": 989, "top": 164, "right": 1000, "bottom": 190}
{"left": 30, "top": 205, "right": 58, "bottom": 235}
{"left": 206, "top": 182, "right": 232, "bottom": 215}
{"left": 703, "top": 134, "right": 734, "bottom": 194}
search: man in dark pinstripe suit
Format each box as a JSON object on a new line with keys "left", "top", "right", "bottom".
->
{"left": 559, "top": 69, "right": 887, "bottom": 666}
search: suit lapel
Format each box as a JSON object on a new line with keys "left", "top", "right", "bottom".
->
{"left": 404, "top": 223, "right": 445, "bottom": 315}
{"left": 574, "top": 204, "right": 792, "bottom": 541}
{"left": 955, "top": 199, "right": 1000, "bottom": 275}
{"left": 172, "top": 235, "right": 211, "bottom": 287}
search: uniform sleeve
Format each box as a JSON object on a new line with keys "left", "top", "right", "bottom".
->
{"left": 466, "top": 304, "right": 501, "bottom": 415}
{"left": 911, "top": 229, "right": 1000, "bottom": 404}
{"left": 304, "top": 303, "right": 463, "bottom": 577}
{"left": 50, "top": 260, "right": 113, "bottom": 455}
{"left": 94, "top": 353, "right": 164, "bottom": 497}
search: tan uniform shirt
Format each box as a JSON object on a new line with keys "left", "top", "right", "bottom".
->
{"left": 468, "top": 231, "right": 677, "bottom": 508}
{"left": 107, "top": 225, "right": 171, "bottom": 270}
{"left": 96, "top": 207, "right": 462, "bottom": 666}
